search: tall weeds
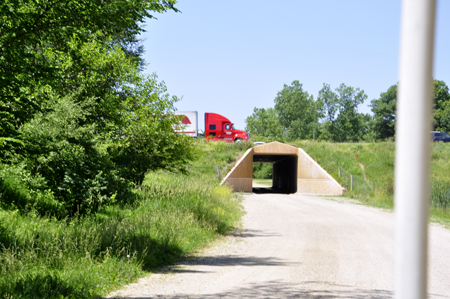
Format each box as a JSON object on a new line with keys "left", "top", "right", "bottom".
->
{"left": 0, "top": 167, "right": 242, "bottom": 298}
{"left": 293, "top": 140, "right": 450, "bottom": 223}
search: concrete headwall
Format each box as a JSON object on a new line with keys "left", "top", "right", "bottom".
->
{"left": 220, "top": 142, "right": 344, "bottom": 195}
{"left": 296, "top": 148, "right": 344, "bottom": 195}
{"left": 221, "top": 148, "right": 254, "bottom": 192}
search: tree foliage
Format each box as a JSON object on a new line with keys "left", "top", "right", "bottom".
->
{"left": 0, "top": 0, "right": 199, "bottom": 218}
{"left": 433, "top": 80, "right": 450, "bottom": 133}
{"left": 0, "top": 0, "right": 178, "bottom": 136}
{"left": 245, "top": 107, "right": 283, "bottom": 141}
{"left": 369, "top": 80, "right": 450, "bottom": 140}
{"left": 248, "top": 81, "right": 369, "bottom": 142}
{"left": 317, "top": 83, "right": 338, "bottom": 140}
{"left": 318, "top": 83, "right": 368, "bottom": 142}
{"left": 274, "top": 81, "right": 321, "bottom": 140}
{"left": 370, "top": 84, "right": 397, "bottom": 140}
{"left": 334, "top": 84, "right": 368, "bottom": 142}
{"left": 247, "top": 79, "right": 450, "bottom": 143}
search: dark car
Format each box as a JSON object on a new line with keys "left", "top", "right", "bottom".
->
{"left": 431, "top": 131, "right": 450, "bottom": 142}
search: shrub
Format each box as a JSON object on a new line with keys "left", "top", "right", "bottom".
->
{"left": 13, "top": 94, "right": 129, "bottom": 217}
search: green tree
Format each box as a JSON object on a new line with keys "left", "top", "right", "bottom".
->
{"left": 370, "top": 80, "right": 450, "bottom": 140}
{"left": 274, "top": 81, "right": 321, "bottom": 140}
{"left": 370, "top": 84, "right": 397, "bottom": 140}
{"left": 433, "top": 80, "right": 450, "bottom": 133}
{"left": 317, "top": 83, "right": 338, "bottom": 140}
{"left": 245, "top": 107, "right": 283, "bottom": 141}
{"left": 0, "top": 0, "right": 178, "bottom": 137}
{"left": 110, "top": 71, "right": 196, "bottom": 184}
{"left": 317, "top": 83, "right": 367, "bottom": 142}
{"left": 334, "top": 84, "right": 368, "bottom": 142}
{"left": 363, "top": 115, "right": 377, "bottom": 142}
{"left": 0, "top": 0, "right": 200, "bottom": 217}
{"left": 8, "top": 39, "right": 195, "bottom": 217}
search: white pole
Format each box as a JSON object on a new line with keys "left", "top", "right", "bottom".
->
{"left": 395, "top": 0, "right": 436, "bottom": 298}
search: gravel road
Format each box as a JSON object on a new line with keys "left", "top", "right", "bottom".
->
{"left": 107, "top": 193, "right": 450, "bottom": 298}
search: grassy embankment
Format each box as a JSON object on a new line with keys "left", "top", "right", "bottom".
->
{"left": 0, "top": 141, "right": 248, "bottom": 299}
{"left": 291, "top": 140, "right": 450, "bottom": 225}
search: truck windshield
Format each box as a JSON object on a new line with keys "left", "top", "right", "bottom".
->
{"left": 224, "top": 124, "right": 235, "bottom": 131}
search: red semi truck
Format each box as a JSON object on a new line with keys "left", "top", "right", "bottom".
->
{"left": 174, "top": 111, "right": 249, "bottom": 142}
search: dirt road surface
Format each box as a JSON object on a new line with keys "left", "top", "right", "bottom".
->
{"left": 107, "top": 193, "right": 450, "bottom": 298}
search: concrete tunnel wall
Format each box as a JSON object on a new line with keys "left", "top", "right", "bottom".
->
{"left": 220, "top": 141, "right": 344, "bottom": 195}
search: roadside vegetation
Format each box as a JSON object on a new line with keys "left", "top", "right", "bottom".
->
{"left": 245, "top": 72, "right": 450, "bottom": 225}
{"left": 292, "top": 140, "right": 395, "bottom": 209}
{"left": 245, "top": 80, "right": 449, "bottom": 143}
{"left": 0, "top": 2, "right": 248, "bottom": 297}
{"left": 189, "top": 140, "right": 253, "bottom": 179}
{"left": 2, "top": 0, "right": 448, "bottom": 297}
{"left": 253, "top": 140, "right": 450, "bottom": 226}
{"left": 0, "top": 141, "right": 245, "bottom": 299}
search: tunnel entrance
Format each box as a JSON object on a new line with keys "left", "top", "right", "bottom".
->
{"left": 252, "top": 154, "right": 298, "bottom": 194}
{"left": 220, "top": 141, "right": 343, "bottom": 195}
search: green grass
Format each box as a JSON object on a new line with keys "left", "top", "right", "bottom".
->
{"left": 291, "top": 140, "right": 395, "bottom": 209}
{"left": 253, "top": 179, "right": 272, "bottom": 186}
{"left": 0, "top": 141, "right": 245, "bottom": 299}
{"left": 3, "top": 139, "right": 450, "bottom": 298}
{"left": 195, "top": 139, "right": 450, "bottom": 226}
{"left": 188, "top": 140, "right": 253, "bottom": 179}
{"left": 290, "top": 140, "right": 450, "bottom": 225}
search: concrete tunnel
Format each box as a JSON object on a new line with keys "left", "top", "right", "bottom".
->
{"left": 220, "top": 141, "right": 344, "bottom": 195}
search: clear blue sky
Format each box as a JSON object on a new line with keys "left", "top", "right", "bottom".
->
{"left": 140, "top": 0, "right": 450, "bottom": 131}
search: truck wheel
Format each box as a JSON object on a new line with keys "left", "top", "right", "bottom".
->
{"left": 234, "top": 138, "right": 242, "bottom": 143}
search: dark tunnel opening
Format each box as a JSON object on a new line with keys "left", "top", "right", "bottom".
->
{"left": 252, "top": 154, "right": 298, "bottom": 194}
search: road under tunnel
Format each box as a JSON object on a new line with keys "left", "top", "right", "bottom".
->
{"left": 253, "top": 154, "right": 298, "bottom": 194}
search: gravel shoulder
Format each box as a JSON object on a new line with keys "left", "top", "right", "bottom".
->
{"left": 107, "top": 193, "right": 450, "bottom": 298}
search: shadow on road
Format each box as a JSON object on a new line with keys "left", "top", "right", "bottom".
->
{"left": 252, "top": 187, "right": 292, "bottom": 194}
{"left": 225, "top": 228, "right": 281, "bottom": 238}
{"left": 143, "top": 227, "right": 285, "bottom": 276}
{"left": 159, "top": 254, "right": 292, "bottom": 275}
{"left": 179, "top": 255, "right": 289, "bottom": 267}
{"left": 111, "top": 279, "right": 393, "bottom": 298}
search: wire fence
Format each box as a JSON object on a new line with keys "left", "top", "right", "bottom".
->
{"left": 338, "top": 166, "right": 353, "bottom": 191}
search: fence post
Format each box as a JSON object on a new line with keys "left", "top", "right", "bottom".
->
{"left": 187, "top": 164, "right": 189, "bottom": 172}
{"left": 216, "top": 165, "right": 220, "bottom": 180}
{"left": 338, "top": 166, "right": 353, "bottom": 191}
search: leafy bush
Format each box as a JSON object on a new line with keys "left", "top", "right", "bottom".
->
{"left": 1, "top": 33, "right": 197, "bottom": 218}
{"left": 108, "top": 74, "right": 198, "bottom": 184}
{"left": 1, "top": 93, "right": 129, "bottom": 217}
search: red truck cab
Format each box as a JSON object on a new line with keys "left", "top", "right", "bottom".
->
{"left": 205, "top": 112, "right": 249, "bottom": 142}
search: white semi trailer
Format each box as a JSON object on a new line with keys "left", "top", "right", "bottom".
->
{"left": 174, "top": 111, "right": 198, "bottom": 137}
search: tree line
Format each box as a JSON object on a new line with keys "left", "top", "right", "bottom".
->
{"left": 245, "top": 80, "right": 450, "bottom": 142}
{"left": 0, "top": 0, "right": 196, "bottom": 218}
